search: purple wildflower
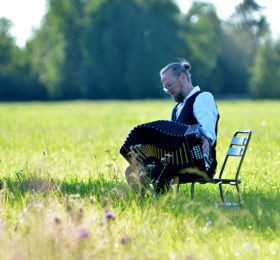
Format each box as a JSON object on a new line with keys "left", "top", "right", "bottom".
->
{"left": 105, "top": 208, "right": 116, "bottom": 220}
{"left": 245, "top": 242, "right": 253, "bottom": 250}
{"left": 205, "top": 220, "right": 212, "bottom": 229}
{"left": 54, "top": 217, "right": 61, "bottom": 224}
{"left": 120, "top": 234, "right": 131, "bottom": 244}
{"left": 77, "top": 227, "right": 89, "bottom": 240}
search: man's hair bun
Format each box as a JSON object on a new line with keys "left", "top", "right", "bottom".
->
{"left": 183, "top": 63, "right": 191, "bottom": 71}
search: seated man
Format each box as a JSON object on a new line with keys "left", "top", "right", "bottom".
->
{"left": 149, "top": 60, "right": 219, "bottom": 194}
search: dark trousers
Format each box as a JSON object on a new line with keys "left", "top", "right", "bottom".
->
{"left": 150, "top": 161, "right": 217, "bottom": 194}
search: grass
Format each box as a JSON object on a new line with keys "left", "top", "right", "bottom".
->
{"left": 0, "top": 100, "right": 279, "bottom": 259}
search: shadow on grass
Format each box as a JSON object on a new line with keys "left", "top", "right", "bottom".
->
{"left": 1, "top": 171, "right": 149, "bottom": 209}
{"left": 175, "top": 182, "right": 280, "bottom": 236}
{"left": 1, "top": 173, "right": 280, "bottom": 236}
{"left": 2, "top": 172, "right": 127, "bottom": 196}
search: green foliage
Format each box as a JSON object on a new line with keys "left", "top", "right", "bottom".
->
{"left": 83, "top": 0, "right": 182, "bottom": 99}
{"left": 217, "top": 0, "right": 270, "bottom": 95}
{"left": 0, "top": 0, "right": 278, "bottom": 100}
{"left": 0, "top": 17, "right": 47, "bottom": 101}
{"left": 249, "top": 38, "right": 280, "bottom": 99}
{"left": 181, "top": 2, "right": 222, "bottom": 92}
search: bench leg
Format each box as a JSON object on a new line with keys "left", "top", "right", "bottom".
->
{"left": 236, "top": 183, "right": 242, "bottom": 206}
{"left": 219, "top": 183, "right": 225, "bottom": 202}
{"left": 174, "top": 176, "right": 179, "bottom": 196}
{"left": 191, "top": 182, "right": 195, "bottom": 200}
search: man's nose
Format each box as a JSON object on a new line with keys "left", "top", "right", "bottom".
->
{"left": 167, "top": 87, "right": 172, "bottom": 93}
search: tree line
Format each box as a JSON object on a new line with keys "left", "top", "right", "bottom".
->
{"left": 0, "top": 0, "right": 280, "bottom": 101}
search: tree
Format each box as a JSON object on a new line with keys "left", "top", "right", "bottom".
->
{"left": 249, "top": 38, "right": 280, "bottom": 99}
{"left": 26, "top": 0, "right": 94, "bottom": 100}
{"left": 219, "top": 0, "right": 269, "bottom": 95}
{"left": 180, "top": 2, "right": 222, "bottom": 93}
{"left": 0, "top": 17, "right": 47, "bottom": 101}
{"left": 0, "top": 17, "right": 17, "bottom": 76}
{"left": 82, "top": 0, "right": 183, "bottom": 99}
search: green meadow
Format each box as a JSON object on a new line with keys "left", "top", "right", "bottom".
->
{"left": 0, "top": 100, "right": 279, "bottom": 259}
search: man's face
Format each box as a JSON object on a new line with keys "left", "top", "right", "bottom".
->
{"left": 161, "top": 70, "right": 185, "bottom": 103}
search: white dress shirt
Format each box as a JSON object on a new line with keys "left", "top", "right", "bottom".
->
{"left": 172, "top": 86, "right": 219, "bottom": 145}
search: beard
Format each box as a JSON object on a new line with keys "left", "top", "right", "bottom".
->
{"left": 172, "top": 92, "right": 185, "bottom": 103}
{"left": 171, "top": 81, "right": 185, "bottom": 103}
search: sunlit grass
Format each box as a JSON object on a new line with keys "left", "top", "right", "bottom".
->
{"left": 0, "top": 100, "right": 279, "bottom": 259}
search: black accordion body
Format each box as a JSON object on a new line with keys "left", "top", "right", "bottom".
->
{"left": 120, "top": 120, "right": 212, "bottom": 174}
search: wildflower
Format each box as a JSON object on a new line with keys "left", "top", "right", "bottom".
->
{"left": 105, "top": 208, "right": 116, "bottom": 220}
{"left": 77, "top": 227, "right": 89, "bottom": 240}
{"left": 54, "top": 217, "right": 61, "bottom": 225}
{"left": 245, "top": 242, "right": 253, "bottom": 250}
{"left": 76, "top": 207, "right": 83, "bottom": 223}
{"left": 205, "top": 220, "right": 212, "bottom": 229}
{"left": 121, "top": 233, "right": 131, "bottom": 244}
{"left": 14, "top": 225, "right": 18, "bottom": 231}
{"left": 89, "top": 197, "right": 94, "bottom": 204}
{"left": 43, "top": 150, "right": 45, "bottom": 156}
{"left": 105, "top": 148, "right": 111, "bottom": 153}
{"left": 99, "top": 220, "right": 104, "bottom": 226}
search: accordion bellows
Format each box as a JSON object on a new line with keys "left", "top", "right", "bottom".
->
{"left": 120, "top": 120, "right": 210, "bottom": 174}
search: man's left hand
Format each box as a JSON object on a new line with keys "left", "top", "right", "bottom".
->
{"left": 201, "top": 136, "right": 210, "bottom": 156}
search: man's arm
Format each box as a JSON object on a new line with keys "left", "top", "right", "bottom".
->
{"left": 193, "top": 92, "right": 218, "bottom": 157}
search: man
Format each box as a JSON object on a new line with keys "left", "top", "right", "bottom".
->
{"left": 150, "top": 60, "right": 219, "bottom": 193}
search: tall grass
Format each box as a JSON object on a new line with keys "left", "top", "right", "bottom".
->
{"left": 0, "top": 100, "right": 279, "bottom": 259}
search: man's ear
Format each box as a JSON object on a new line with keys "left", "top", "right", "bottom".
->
{"left": 180, "top": 72, "right": 186, "bottom": 80}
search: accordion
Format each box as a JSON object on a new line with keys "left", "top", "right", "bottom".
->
{"left": 120, "top": 120, "right": 212, "bottom": 174}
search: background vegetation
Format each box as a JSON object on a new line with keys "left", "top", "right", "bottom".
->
{"left": 0, "top": 100, "right": 279, "bottom": 259}
{"left": 1, "top": 0, "right": 280, "bottom": 101}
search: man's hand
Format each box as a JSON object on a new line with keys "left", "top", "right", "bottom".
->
{"left": 201, "top": 136, "right": 210, "bottom": 156}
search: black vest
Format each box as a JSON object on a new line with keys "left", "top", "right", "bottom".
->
{"left": 171, "top": 91, "right": 219, "bottom": 177}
